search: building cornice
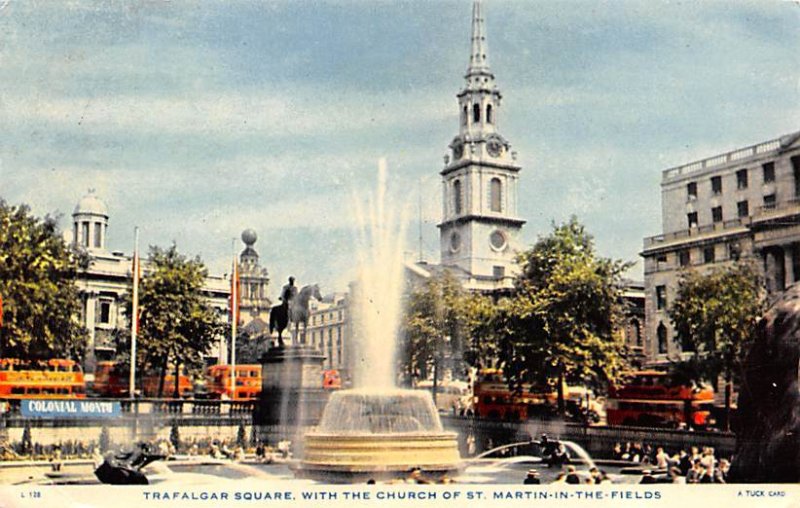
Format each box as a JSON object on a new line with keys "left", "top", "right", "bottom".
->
{"left": 438, "top": 214, "right": 526, "bottom": 229}
{"left": 441, "top": 158, "right": 521, "bottom": 177}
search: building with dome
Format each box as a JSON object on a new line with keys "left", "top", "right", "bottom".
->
{"left": 69, "top": 190, "right": 232, "bottom": 376}
{"left": 237, "top": 229, "right": 272, "bottom": 325}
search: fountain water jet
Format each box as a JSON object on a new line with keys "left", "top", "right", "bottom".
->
{"left": 296, "top": 160, "right": 461, "bottom": 482}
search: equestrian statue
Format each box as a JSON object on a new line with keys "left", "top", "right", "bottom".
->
{"left": 269, "top": 276, "right": 323, "bottom": 347}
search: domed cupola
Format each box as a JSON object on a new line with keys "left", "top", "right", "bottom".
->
{"left": 72, "top": 189, "right": 109, "bottom": 252}
{"left": 240, "top": 228, "right": 259, "bottom": 267}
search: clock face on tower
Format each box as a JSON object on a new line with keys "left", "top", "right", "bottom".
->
{"left": 486, "top": 135, "right": 503, "bottom": 158}
{"left": 452, "top": 141, "right": 464, "bottom": 160}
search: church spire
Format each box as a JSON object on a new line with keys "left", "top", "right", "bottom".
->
{"left": 467, "top": 0, "right": 491, "bottom": 77}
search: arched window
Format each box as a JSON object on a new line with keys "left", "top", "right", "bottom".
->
{"left": 473, "top": 103, "right": 480, "bottom": 123}
{"left": 490, "top": 177, "right": 502, "bottom": 212}
{"left": 462, "top": 106, "right": 467, "bottom": 126}
{"left": 486, "top": 104, "right": 493, "bottom": 124}
{"left": 453, "top": 180, "right": 462, "bottom": 215}
{"left": 657, "top": 323, "right": 668, "bottom": 354}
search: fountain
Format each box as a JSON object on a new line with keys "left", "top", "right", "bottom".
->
{"left": 295, "top": 159, "right": 462, "bottom": 482}
{"left": 298, "top": 390, "right": 461, "bottom": 481}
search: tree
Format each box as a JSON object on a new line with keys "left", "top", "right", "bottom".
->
{"left": 669, "top": 261, "right": 765, "bottom": 430}
{"left": 122, "top": 244, "right": 223, "bottom": 398}
{"left": 501, "top": 217, "right": 631, "bottom": 413}
{"left": 0, "top": 200, "right": 87, "bottom": 360}
{"left": 399, "top": 271, "right": 469, "bottom": 390}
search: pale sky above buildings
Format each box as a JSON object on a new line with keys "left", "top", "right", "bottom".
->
{"left": 2, "top": 0, "right": 799, "bottom": 295}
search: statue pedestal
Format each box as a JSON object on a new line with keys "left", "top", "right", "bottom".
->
{"left": 254, "top": 344, "right": 329, "bottom": 427}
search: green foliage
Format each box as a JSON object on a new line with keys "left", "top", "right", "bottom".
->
{"left": 461, "top": 291, "right": 503, "bottom": 370}
{"left": 669, "top": 261, "right": 764, "bottom": 430}
{"left": 0, "top": 200, "right": 87, "bottom": 360}
{"left": 669, "top": 261, "right": 765, "bottom": 383}
{"left": 121, "top": 244, "right": 224, "bottom": 397}
{"left": 234, "top": 331, "right": 270, "bottom": 365}
{"left": 399, "top": 271, "right": 470, "bottom": 384}
{"left": 500, "top": 217, "right": 631, "bottom": 408}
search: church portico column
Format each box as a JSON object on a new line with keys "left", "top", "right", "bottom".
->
{"left": 785, "top": 244, "right": 796, "bottom": 289}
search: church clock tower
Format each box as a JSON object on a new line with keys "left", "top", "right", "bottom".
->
{"left": 438, "top": 0, "right": 525, "bottom": 287}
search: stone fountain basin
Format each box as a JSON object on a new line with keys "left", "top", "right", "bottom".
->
{"left": 300, "top": 431, "right": 461, "bottom": 474}
{"left": 296, "top": 389, "right": 462, "bottom": 481}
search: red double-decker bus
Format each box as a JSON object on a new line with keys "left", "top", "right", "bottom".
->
{"left": 605, "top": 370, "right": 714, "bottom": 429}
{"left": 0, "top": 358, "right": 86, "bottom": 399}
{"left": 473, "top": 368, "right": 561, "bottom": 421}
{"left": 206, "top": 364, "right": 261, "bottom": 400}
{"left": 93, "top": 361, "right": 193, "bottom": 398}
{"left": 92, "top": 361, "right": 129, "bottom": 397}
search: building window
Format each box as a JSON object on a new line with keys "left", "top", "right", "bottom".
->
{"left": 493, "top": 265, "right": 505, "bottom": 278}
{"left": 737, "top": 169, "right": 748, "bottom": 189}
{"left": 486, "top": 104, "right": 493, "bottom": 124}
{"left": 453, "top": 180, "right": 462, "bottom": 215}
{"left": 462, "top": 106, "right": 467, "bottom": 126}
{"left": 712, "top": 206, "right": 723, "bottom": 223}
{"left": 763, "top": 161, "right": 775, "bottom": 183}
{"left": 687, "top": 182, "right": 697, "bottom": 200}
{"left": 729, "top": 242, "right": 741, "bottom": 261}
{"left": 490, "top": 177, "right": 502, "bottom": 212}
{"left": 655, "top": 285, "right": 667, "bottom": 310}
{"left": 657, "top": 323, "right": 668, "bottom": 355}
{"left": 736, "top": 200, "right": 749, "bottom": 218}
{"left": 93, "top": 223, "right": 102, "bottom": 248}
{"left": 679, "top": 250, "right": 691, "bottom": 267}
{"left": 82, "top": 222, "right": 90, "bottom": 247}
{"left": 711, "top": 176, "right": 722, "bottom": 195}
{"left": 703, "top": 246, "right": 715, "bottom": 264}
{"left": 98, "top": 300, "right": 111, "bottom": 324}
{"left": 792, "top": 156, "right": 800, "bottom": 197}
{"left": 764, "top": 193, "right": 777, "bottom": 210}
{"left": 472, "top": 103, "right": 480, "bottom": 123}
{"left": 687, "top": 212, "right": 698, "bottom": 228}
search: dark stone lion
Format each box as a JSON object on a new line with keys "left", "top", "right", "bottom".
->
{"left": 728, "top": 286, "right": 800, "bottom": 483}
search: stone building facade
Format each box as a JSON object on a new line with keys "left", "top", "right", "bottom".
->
{"left": 306, "top": 293, "right": 350, "bottom": 380}
{"left": 68, "top": 191, "right": 233, "bottom": 375}
{"left": 642, "top": 131, "right": 800, "bottom": 363}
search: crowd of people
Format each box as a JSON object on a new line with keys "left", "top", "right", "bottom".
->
{"left": 612, "top": 441, "right": 731, "bottom": 484}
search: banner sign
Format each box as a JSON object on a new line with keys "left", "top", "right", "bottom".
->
{"left": 21, "top": 399, "right": 121, "bottom": 419}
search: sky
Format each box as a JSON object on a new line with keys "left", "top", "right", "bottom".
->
{"left": 1, "top": 0, "right": 799, "bottom": 296}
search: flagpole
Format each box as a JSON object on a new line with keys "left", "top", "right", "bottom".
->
{"left": 129, "top": 226, "right": 139, "bottom": 399}
{"left": 230, "top": 239, "right": 237, "bottom": 399}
